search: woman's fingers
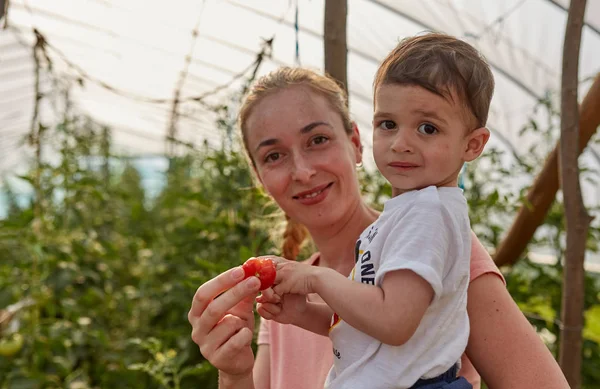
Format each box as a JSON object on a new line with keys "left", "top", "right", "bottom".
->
{"left": 187, "top": 266, "right": 262, "bottom": 376}
{"left": 210, "top": 326, "right": 255, "bottom": 370}
{"left": 188, "top": 266, "right": 246, "bottom": 322}
{"left": 196, "top": 276, "right": 261, "bottom": 335}
{"left": 195, "top": 314, "right": 246, "bottom": 359}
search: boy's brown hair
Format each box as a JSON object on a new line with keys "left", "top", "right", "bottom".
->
{"left": 373, "top": 32, "right": 495, "bottom": 129}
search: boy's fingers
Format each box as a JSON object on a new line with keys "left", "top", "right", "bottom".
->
{"left": 257, "top": 287, "right": 281, "bottom": 303}
{"left": 272, "top": 284, "right": 285, "bottom": 296}
{"left": 257, "top": 302, "right": 281, "bottom": 320}
{"left": 257, "top": 255, "right": 286, "bottom": 264}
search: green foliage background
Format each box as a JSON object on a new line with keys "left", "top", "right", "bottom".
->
{"left": 1, "top": 94, "right": 599, "bottom": 388}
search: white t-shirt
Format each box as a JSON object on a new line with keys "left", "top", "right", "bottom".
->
{"left": 325, "top": 186, "right": 471, "bottom": 389}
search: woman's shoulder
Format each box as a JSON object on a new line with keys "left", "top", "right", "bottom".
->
{"left": 469, "top": 231, "right": 505, "bottom": 284}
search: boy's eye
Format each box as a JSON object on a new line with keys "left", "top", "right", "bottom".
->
{"left": 378, "top": 120, "right": 397, "bottom": 130}
{"left": 264, "top": 152, "right": 281, "bottom": 163}
{"left": 417, "top": 123, "right": 438, "bottom": 135}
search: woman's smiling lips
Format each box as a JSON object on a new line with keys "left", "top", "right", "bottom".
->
{"left": 292, "top": 183, "right": 333, "bottom": 205}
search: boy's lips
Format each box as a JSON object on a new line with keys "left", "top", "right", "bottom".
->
{"left": 292, "top": 183, "right": 333, "bottom": 201}
{"left": 389, "top": 162, "right": 419, "bottom": 168}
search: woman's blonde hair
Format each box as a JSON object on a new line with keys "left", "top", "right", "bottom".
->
{"left": 238, "top": 67, "right": 353, "bottom": 260}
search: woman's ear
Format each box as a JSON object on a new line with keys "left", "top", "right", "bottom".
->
{"left": 350, "top": 122, "right": 363, "bottom": 165}
{"left": 464, "top": 127, "right": 490, "bottom": 162}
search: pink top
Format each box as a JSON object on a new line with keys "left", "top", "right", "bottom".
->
{"left": 257, "top": 236, "right": 505, "bottom": 389}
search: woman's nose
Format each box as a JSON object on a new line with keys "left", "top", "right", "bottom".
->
{"left": 291, "top": 155, "right": 316, "bottom": 182}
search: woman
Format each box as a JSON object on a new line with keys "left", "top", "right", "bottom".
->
{"left": 188, "top": 67, "right": 569, "bottom": 389}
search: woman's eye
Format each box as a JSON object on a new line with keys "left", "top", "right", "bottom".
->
{"left": 264, "top": 152, "right": 281, "bottom": 163}
{"left": 311, "top": 135, "right": 328, "bottom": 145}
{"left": 417, "top": 123, "right": 438, "bottom": 135}
{"left": 378, "top": 120, "right": 396, "bottom": 130}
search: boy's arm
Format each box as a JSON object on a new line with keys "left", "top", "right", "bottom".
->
{"left": 310, "top": 267, "right": 433, "bottom": 346}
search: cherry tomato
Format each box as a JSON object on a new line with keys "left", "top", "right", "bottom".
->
{"left": 242, "top": 258, "right": 276, "bottom": 290}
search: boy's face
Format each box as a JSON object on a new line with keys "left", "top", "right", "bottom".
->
{"left": 372, "top": 84, "right": 489, "bottom": 196}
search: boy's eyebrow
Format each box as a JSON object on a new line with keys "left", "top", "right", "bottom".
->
{"left": 372, "top": 111, "right": 395, "bottom": 120}
{"left": 373, "top": 110, "right": 450, "bottom": 127}
{"left": 255, "top": 121, "right": 331, "bottom": 152}
{"left": 412, "top": 109, "right": 449, "bottom": 126}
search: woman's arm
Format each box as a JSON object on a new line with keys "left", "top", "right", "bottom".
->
{"left": 466, "top": 273, "right": 569, "bottom": 389}
{"left": 253, "top": 345, "right": 270, "bottom": 389}
{"left": 219, "top": 372, "right": 255, "bottom": 389}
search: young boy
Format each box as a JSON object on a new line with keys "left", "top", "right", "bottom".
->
{"left": 256, "top": 32, "right": 494, "bottom": 389}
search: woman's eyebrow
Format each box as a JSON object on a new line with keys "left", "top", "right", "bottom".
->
{"left": 255, "top": 121, "right": 332, "bottom": 152}
{"left": 300, "top": 121, "right": 332, "bottom": 134}
{"left": 255, "top": 138, "right": 279, "bottom": 152}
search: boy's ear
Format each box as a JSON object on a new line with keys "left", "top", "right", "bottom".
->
{"left": 464, "top": 127, "right": 490, "bottom": 162}
{"left": 350, "top": 122, "right": 363, "bottom": 165}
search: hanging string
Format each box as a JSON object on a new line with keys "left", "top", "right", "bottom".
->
{"left": 294, "top": 0, "right": 300, "bottom": 66}
{"left": 464, "top": 0, "right": 528, "bottom": 41}
{"left": 9, "top": 26, "right": 269, "bottom": 108}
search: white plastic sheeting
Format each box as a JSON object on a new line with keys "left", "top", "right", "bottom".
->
{"left": 0, "top": 0, "right": 599, "bottom": 196}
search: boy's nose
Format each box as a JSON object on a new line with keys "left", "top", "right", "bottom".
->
{"left": 391, "top": 130, "right": 414, "bottom": 153}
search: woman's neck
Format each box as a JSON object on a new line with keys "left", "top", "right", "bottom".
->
{"left": 308, "top": 200, "right": 379, "bottom": 275}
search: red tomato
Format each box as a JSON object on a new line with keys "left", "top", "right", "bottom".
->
{"left": 242, "top": 258, "right": 276, "bottom": 290}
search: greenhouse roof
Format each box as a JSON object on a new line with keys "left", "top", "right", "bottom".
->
{"left": 1, "top": 0, "right": 599, "bottom": 203}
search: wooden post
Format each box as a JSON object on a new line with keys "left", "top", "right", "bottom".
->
{"left": 101, "top": 126, "right": 111, "bottom": 189}
{"left": 558, "top": 1, "right": 592, "bottom": 387}
{"left": 1, "top": 0, "right": 7, "bottom": 27}
{"left": 30, "top": 30, "right": 47, "bottom": 224}
{"left": 493, "top": 74, "right": 600, "bottom": 267}
{"left": 324, "top": 0, "right": 348, "bottom": 101}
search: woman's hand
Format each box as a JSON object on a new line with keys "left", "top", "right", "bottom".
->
{"left": 188, "top": 267, "right": 261, "bottom": 377}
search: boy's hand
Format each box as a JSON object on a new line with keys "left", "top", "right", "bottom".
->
{"left": 257, "top": 256, "right": 318, "bottom": 296}
{"left": 256, "top": 288, "right": 307, "bottom": 325}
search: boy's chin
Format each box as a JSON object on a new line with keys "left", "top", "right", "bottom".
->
{"left": 391, "top": 186, "right": 413, "bottom": 197}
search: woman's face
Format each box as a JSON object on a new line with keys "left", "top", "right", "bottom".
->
{"left": 245, "top": 85, "right": 363, "bottom": 230}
